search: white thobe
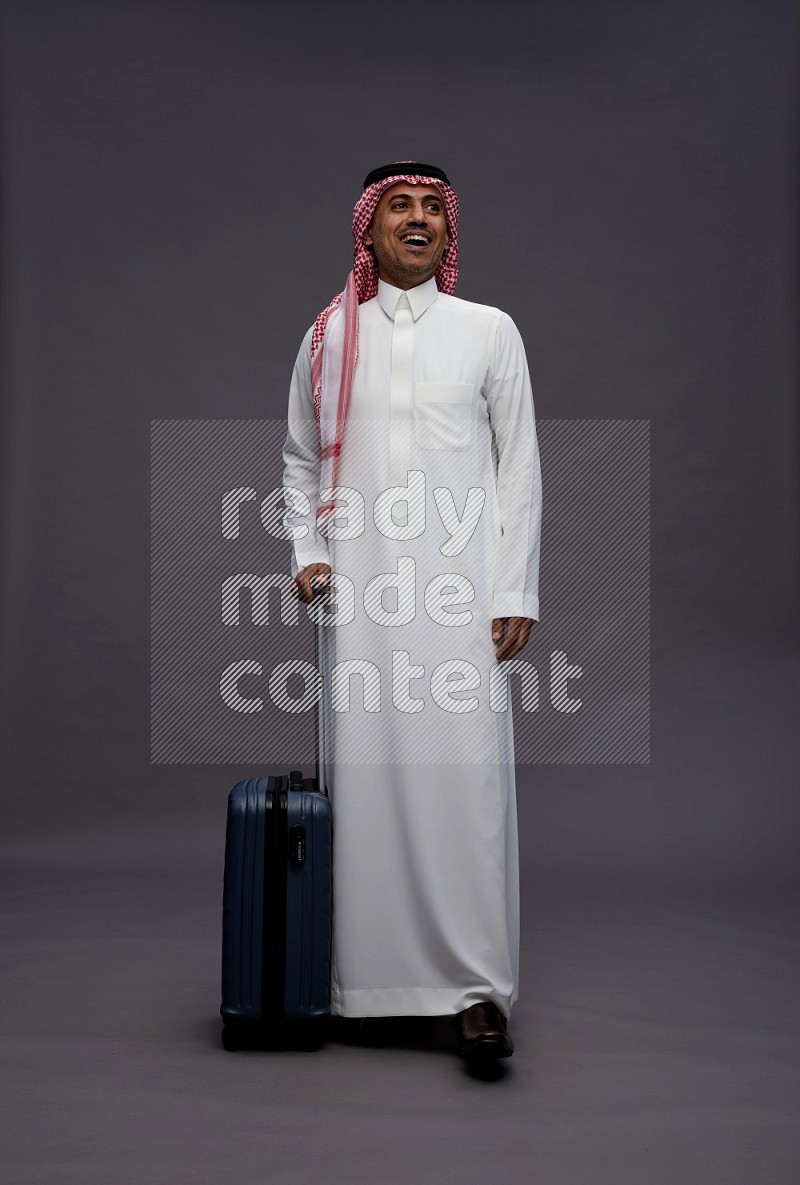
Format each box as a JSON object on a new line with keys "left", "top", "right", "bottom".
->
{"left": 282, "top": 276, "right": 542, "bottom": 1019}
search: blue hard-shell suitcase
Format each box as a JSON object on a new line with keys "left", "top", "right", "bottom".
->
{"left": 220, "top": 582, "right": 332, "bottom": 1049}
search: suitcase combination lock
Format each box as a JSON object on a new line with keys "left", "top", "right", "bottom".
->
{"left": 288, "top": 825, "right": 306, "bottom": 866}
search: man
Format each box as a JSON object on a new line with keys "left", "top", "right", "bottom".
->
{"left": 282, "top": 162, "right": 542, "bottom": 1062}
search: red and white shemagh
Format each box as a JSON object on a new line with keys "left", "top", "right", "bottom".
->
{"left": 310, "top": 172, "right": 460, "bottom": 527}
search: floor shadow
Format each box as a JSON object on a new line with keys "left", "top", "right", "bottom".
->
{"left": 205, "top": 1013, "right": 514, "bottom": 1075}
{"left": 326, "top": 1014, "right": 456, "bottom": 1055}
{"left": 328, "top": 1016, "right": 515, "bottom": 1078}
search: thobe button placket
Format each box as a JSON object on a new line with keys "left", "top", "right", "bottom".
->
{"left": 388, "top": 292, "right": 413, "bottom": 524}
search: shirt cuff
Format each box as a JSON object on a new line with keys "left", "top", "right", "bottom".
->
{"left": 291, "top": 547, "right": 332, "bottom": 581}
{"left": 491, "top": 591, "right": 539, "bottom": 622}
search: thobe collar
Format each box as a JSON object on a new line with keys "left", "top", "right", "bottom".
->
{"left": 377, "top": 276, "right": 439, "bottom": 322}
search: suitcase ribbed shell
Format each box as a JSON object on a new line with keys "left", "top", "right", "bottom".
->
{"left": 221, "top": 775, "right": 332, "bottom": 1025}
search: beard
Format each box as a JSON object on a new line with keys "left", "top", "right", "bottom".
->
{"left": 369, "top": 242, "right": 445, "bottom": 289}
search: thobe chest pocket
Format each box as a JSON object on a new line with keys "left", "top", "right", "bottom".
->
{"left": 413, "top": 382, "right": 474, "bottom": 451}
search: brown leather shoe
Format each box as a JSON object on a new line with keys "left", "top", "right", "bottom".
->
{"left": 450, "top": 1001, "right": 514, "bottom": 1059}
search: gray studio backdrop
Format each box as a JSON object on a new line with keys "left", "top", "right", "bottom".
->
{"left": 1, "top": 5, "right": 799, "bottom": 1185}
{"left": 0, "top": 0, "right": 797, "bottom": 888}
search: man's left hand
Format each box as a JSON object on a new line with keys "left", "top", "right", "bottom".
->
{"left": 492, "top": 616, "right": 535, "bottom": 662}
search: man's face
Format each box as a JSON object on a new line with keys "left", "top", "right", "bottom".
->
{"left": 362, "top": 182, "right": 450, "bottom": 290}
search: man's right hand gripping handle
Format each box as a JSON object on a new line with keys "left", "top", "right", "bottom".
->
{"left": 291, "top": 563, "right": 332, "bottom": 605}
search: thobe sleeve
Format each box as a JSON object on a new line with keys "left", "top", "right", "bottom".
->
{"left": 281, "top": 325, "right": 332, "bottom": 580}
{"left": 484, "top": 312, "right": 543, "bottom": 622}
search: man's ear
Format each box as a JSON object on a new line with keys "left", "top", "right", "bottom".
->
{"left": 363, "top": 226, "right": 373, "bottom": 247}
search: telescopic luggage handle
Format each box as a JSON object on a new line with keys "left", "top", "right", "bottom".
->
{"left": 309, "top": 578, "right": 330, "bottom": 796}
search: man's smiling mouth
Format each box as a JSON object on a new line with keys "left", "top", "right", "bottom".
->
{"left": 400, "top": 234, "right": 432, "bottom": 252}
